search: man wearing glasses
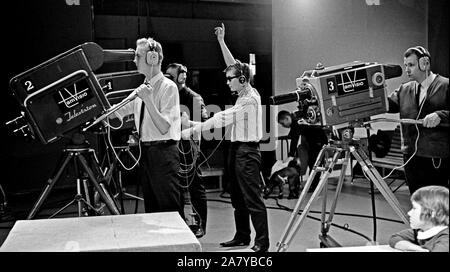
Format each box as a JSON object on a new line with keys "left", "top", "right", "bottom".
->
{"left": 182, "top": 23, "right": 269, "bottom": 252}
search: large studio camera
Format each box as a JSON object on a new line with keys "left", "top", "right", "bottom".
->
{"left": 7, "top": 42, "right": 137, "bottom": 144}
{"left": 270, "top": 61, "right": 402, "bottom": 126}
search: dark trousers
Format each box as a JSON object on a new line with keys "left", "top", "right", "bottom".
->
{"left": 228, "top": 142, "right": 269, "bottom": 248}
{"left": 403, "top": 154, "right": 449, "bottom": 194}
{"left": 139, "top": 142, "right": 183, "bottom": 216}
{"left": 179, "top": 140, "right": 207, "bottom": 231}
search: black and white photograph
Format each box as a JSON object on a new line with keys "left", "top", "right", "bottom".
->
{"left": 0, "top": 0, "right": 448, "bottom": 266}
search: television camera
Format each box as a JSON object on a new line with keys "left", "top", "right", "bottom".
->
{"left": 271, "top": 61, "right": 413, "bottom": 252}
{"left": 6, "top": 42, "right": 138, "bottom": 144}
{"left": 270, "top": 61, "right": 402, "bottom": 127}
{"left": 5, "top": 42, "right": 143, "bottom": 219}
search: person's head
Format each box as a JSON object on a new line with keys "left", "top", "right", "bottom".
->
{"left": 277, "top": 110, "right": 293, "bottom": 128}
{"left": 408, "top": 185, "right": 449, "bottom": 231}
{"left": 165, "top": 63, "right": 188, "bottom": 88}
{"left": 224, "top": 60, "right": 251, "bottom": 93}
{"left": 134, "top": 38, "right": 164, "bottom": 76}
{"left": 403, "top": 46, "right": 431, "bottom": 83}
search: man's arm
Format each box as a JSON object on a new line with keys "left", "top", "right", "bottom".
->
{"left": 137, "top": 83, "right": 173, "bottom": 134}
{"left": 182, "top": 99, "right": 256, "bottom": 138}
{"left": 214, "top": 23, "right": 236, "bottom": 67}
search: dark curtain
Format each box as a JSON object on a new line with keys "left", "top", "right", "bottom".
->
{"left": 428, "top": 0, "right": 449, "bottom": 77}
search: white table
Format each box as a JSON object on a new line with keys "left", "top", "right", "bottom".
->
{"left": 0, "top": 212, "right": 201, "bottom": 252}
{"left": 306, "top": 245, "right": 401, "bottom": 252}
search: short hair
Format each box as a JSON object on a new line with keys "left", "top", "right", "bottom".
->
{"left": 224, "top": 59, "right": 251, "bottom": 83}
{"left": 411, "top": 185, "right": 449, "bottom": 226}
{"left": 136, "top": 37, "right": 164, "bottom": 65}
{"left": 404, "top": 46, "right": 431, "bottom": 63}
{"left": 277, "top": 110, "right": 291, "bottom": 123}
{"left": 165, "top": 63, "right": 187, "bottom": 74}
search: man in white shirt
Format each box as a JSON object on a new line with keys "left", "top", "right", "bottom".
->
{"left": 111, "top": 38, "right": 183, "bottom": 215}
{"left": 182, "top": 23, "right": 269, "bottom": 252}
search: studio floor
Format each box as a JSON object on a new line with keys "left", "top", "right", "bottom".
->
{"left": 0, "top": 171, "right": 411, "bottom": 252}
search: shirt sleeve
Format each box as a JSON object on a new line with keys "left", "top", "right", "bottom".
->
{"left": 159, "top": 84, "right": 180, "bottom": 124}
{"left": 389, "top": 228, "right": 418, "bottom": 248}
{"left": 201, "top": 97, "right": 257, "bottom": 130}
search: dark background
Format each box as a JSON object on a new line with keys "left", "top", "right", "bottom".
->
{"left": 1, "top": 0, "right": 273, "bottom": 196}
{"left": 1, "top": 0, "right": 448, "bottom": 199}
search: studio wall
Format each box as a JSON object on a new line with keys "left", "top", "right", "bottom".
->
{"left": 272, "top": 0, "right": 429, "bottom": 142}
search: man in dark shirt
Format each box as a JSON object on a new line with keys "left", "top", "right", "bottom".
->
{"left": 166, "top": 63, "right": 208, "bottom": 238}
{"left": 277, "top": 110, "right": 328, "bottom": 192}
{"left": 388, "top": 46, "right": 449, "bottom": 194}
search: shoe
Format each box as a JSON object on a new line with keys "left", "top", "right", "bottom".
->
{"left": 193, "top": 228, "right": 205, "bottom": 238}
{"left": 251, "top": 244, "right": 269, "bottom": 252}
{"left": 220, "top": 239, "right": 250, "bottom": 247}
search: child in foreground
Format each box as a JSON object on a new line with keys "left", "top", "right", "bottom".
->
{"left": 389, "top": 185, "right": 449, "bottom": 252}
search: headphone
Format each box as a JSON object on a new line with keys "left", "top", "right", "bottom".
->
{"left": 408, "top": 46, "right": 430, "bottom": 71}
{"left": 165, "top": 63, "right": 187, "bottom": 84}
{"left": 234, "top": 61, "right": 250, "bottom": 84}
{"left": 176, "top": 65, "right": 187, "bottom": 84}
{"left": 146, "top": 40, "right": 159, "bottom": 66}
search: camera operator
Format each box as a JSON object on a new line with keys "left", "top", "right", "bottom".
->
{"left": 165, "top": 63, "right": 208, "bottom": 238}
{"left": 109, "top": 38, "right": 183, "bottom": 215}
{"left": 277, "top": 110, "right": 328, "bottom": 192}
{"left": 182, "top": 23, "right": 269, "bottom": 252}
{"left": 388, "top": 46, "right": 449, "bottom": 194}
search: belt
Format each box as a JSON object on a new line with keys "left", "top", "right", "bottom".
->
{"left": 142, "top": 140, "right": 177, "bottom": 146}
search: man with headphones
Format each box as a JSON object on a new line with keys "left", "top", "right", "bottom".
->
{"left": 110, "top": 38, "right": 183, "bottom": 215}
{"left": 388, "top": 46, "right": 449, "bottom": 194}
{"left": 165, "top": 63, "right": 209, "bottom": 238}
{"left": 182, "top": 23, "right": 269, "bottom": 252}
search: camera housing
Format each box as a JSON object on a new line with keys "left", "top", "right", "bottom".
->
{"left": 271, "top": 61, "right": 402, "bottom": 126}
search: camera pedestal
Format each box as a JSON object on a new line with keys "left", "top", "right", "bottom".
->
{"left": 276, "top": 139, "right": 409, "bottom": 252}
{"left": 27, "top": 145, "right": 121, "bottom": 219}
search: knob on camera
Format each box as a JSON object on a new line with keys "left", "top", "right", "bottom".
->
{"left": 372, "top": 72, "right": 385, "bottom": 87}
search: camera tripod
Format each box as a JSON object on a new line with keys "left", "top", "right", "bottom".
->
{"left": 27, "top": 143, "right": 121, "bottom": 219}
{"left": 276, "top": 138, "right": 409, "bottom": 252}
{"left": 102, "top": 144, "right": 143, "bottom": 214}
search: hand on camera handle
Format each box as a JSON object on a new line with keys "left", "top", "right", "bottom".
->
{"left": 127, "top": 83, "right": 153, "bottom": 101}
{"left": 401, "top": 116, "right": 447, "bottom": 128}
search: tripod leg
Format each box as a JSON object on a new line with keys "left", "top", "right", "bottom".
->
{"left": 323, "top": 150, "right": 350, "bottom": 232}
{"left": 279, "top": 149, "right": 341, "bottom": 250}
{"left": 350, "top": 146, "right": 409, "bottom": 225}
{"left": 319, "top": 150, "right": 350, "bottom": 246}
{"left": 48, "top": 199, "right": 77, "bottom": 219}
{"left": 27, "top": 152, "right": 74, "bottom": 219}
{"left": 276, "top": 147, "right": 327, "bottom": 251}
{"left": 76, "top": 153, "right": 120, "bottom": 215}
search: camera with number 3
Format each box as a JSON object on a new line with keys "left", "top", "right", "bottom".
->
{"left": 270, "top": 61, "right": 402, "bottom": 126}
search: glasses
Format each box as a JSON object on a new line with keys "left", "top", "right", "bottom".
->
{"left": 226, "top": 75, "right": 240, "bottom": 82}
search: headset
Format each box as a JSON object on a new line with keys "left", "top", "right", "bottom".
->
{"left": 234, "top": 60, "right": 250, "bottom": 84}
{"left": 176, "top": 65, "right": 187, "bottom": 84}
{"left": 165, "top": 63, "right": 187, "bottom": 84}
{"left": 146, "top": 40, "right": 159, "bottom": 66}
{"left": 408, "top": 46, "right": 431, "bottom": 71}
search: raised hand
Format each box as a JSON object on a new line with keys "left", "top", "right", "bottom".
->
{"left": 214, "top": 22, "right": 225, "bottom": 42}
